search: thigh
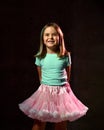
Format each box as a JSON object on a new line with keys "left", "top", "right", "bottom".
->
{"left": 32, "top": 120, "right": 46, "bottom": 130}
{"left": 55, "top": 121, "right": 67, "bottom": 130}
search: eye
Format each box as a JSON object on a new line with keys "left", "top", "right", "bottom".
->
{"left": 52, "top": 33, "right": 58, "bottom": 36}
{"left": 44, "top": 33, "right": 49, "bottom": 36}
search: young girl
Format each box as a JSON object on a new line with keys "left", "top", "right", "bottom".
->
{"left": 19, "top": 22, "right": 88, "bottom": 130}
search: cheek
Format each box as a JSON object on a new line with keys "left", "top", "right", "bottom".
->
{"left": 55, "top": 37, "right": 59, "bottom": 43}
{"left": 43, "top": 37, "right": 46, "bottom": 42}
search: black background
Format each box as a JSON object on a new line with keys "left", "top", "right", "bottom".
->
{"left": 1, "top": 0, "right": 104, "bottom": 130}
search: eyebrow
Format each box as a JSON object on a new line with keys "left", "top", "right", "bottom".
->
{"left": 44, "top": 32, "right": 58, "bottom": 35}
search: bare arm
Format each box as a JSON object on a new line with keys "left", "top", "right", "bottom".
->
{"left": 66, "top": 65, "right": 71, "bottom": 82}
{"left": 36, "top": 66, "right": 42, "bottom": 82}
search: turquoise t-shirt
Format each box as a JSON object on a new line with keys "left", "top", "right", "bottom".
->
{"left": 35, "top": 53, "right": 71, "bottom": 86}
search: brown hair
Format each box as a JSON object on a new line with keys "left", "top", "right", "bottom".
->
{"left": 35, "top": 22, "right": 68, "bottom": 58}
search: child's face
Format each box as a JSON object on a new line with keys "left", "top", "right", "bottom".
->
{"left": 43, "top": 26, "right": 59, "bottom": 50}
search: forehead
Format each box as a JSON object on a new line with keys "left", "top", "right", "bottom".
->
{"left": 44, "top": 26, "right": 57, "bottom": 33}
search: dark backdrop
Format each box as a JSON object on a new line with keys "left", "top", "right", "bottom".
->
{"left": 1, "top": 0, "right": 104, "bottom": 130}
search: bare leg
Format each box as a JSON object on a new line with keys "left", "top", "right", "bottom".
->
{"left": 55, "top": 121, "right": 67, "bottom": 130}
{"left": 32, "top": 120, "right": 46, "bottom": 130}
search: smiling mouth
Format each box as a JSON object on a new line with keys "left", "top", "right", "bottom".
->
{"left": 48, "top": 40, "right": 54, "bottom": 42}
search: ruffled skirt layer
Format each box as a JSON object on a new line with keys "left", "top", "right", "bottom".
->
{"left": 19, "top": 83, "right": 88, "bottom": 122}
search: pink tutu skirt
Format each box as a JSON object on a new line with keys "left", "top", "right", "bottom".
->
{"left": 19, "top": 83, "right": 88, "bottom": 122}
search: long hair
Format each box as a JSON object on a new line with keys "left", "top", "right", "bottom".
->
{"left": 35, "top": 22, "right": 68, "bottom": 58}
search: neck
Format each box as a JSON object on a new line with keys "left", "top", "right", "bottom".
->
{"left": 46, "top": 48, "right": 57, "bottom": 54}
{"left": 46, "top": 46, "right": 59, "bottom": 54}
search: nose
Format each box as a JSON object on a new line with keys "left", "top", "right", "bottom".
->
{"left": 49, "top": 34, "right": 53, "bottom": 39}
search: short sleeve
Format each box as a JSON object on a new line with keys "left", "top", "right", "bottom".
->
{"left": 66, "top": 53, "right": 72, "bottom": 66}
{"left": 35, "top": 57, "right": 41, "bottom": 66}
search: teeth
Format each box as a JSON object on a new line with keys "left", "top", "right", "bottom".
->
{"left": 48, "top": 41, "right": 54, "bottom": 44}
